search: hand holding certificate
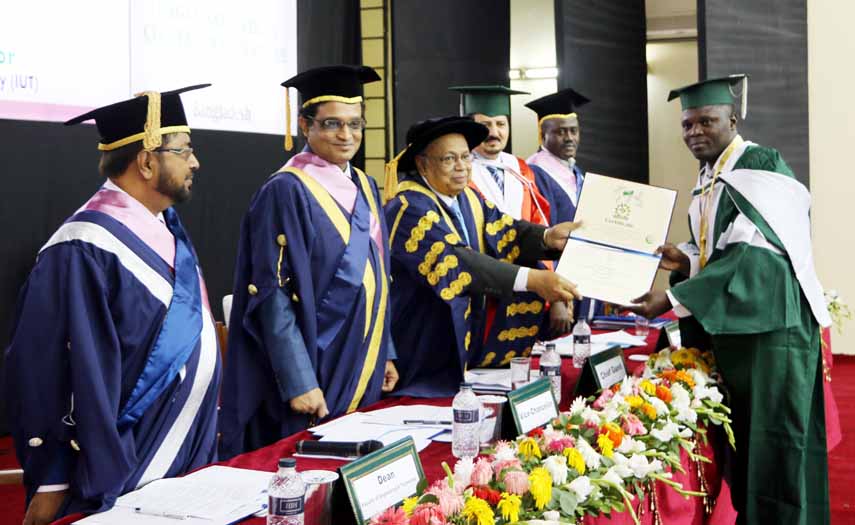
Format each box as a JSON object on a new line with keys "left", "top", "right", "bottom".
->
{"left": 555, "top": 174, "right": 677, "bottom": 306}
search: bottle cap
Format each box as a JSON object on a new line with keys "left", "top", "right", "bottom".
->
{"left": 279, "top": 457, "right": 297, "bottom": 468}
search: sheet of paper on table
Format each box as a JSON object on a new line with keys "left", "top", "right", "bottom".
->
{"left": 556, "top": 173, "right": 677, "bottom": 306}
{"left": 75, "top": 466, "right": 269, "bottom": 525}
{"left": 305, "top": 405, "right": 454, "bottom": 455}
{"left": 535, "top": 329, "right": 646, "bottom": 356}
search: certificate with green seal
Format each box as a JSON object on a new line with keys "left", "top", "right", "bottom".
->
{"left": 556, "top": 173, "right": 677, "bottom": 306}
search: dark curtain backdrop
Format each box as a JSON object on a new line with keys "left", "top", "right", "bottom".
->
{"left": 0, "top": 0, "right": 360, "bottom": 433}
{"left": 698, "top": 0, "right": 809, "bottom": 186}
{"left": 554, "top": 0, "right": 648, "bottom": 183}
{"left": 391, "top": 0, "right": 510, "bottom": 151}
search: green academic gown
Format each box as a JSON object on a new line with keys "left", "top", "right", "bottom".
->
{"left": 669, "top": 136, "right": 831, "bottom": 525}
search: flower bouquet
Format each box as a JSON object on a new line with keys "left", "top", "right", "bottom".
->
{"left": 370, "top": 359, "right": 734, "bottom": 525}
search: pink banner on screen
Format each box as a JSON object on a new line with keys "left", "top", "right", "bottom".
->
{"left": 0, "top": 100, "right": 95, "bottom": 123}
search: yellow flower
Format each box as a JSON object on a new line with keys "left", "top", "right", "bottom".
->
{"left": 564, "top": 447, "right": 586, "bottom": 475}
{"left": 462, "top": 496, "right": 495, "bottom": 525}
{"left": 518, "top": 437, "right": 542, "bottom": 460}
{"left": 497, "top": 492, "right": 522, "bottom": 523}
{"left": 641, "top": 402, "right": 657, "bottom": 419}
{"left": 597, "top": 433, "right": 614, "bottom": 458}
{"left": 639, "top": 379, "right": 656, "bottom": 396}
{"left": 625, "top": 395, "right": 644, "bottom": 408}
{"left": 528, "top": 467, "right": 553, "bottom": 510}
{"left": 402, "top": 496, "right": 418, "bottom": 516}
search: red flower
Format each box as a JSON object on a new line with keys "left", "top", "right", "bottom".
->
{"left": 527, "top": 427, "right": 544, "bottom": 438}
{"left": 472, "top": 485, "right": 503, "bottom": 506}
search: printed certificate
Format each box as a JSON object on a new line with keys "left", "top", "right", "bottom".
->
{"left": 556, "top": 173, "right": 677, "bottom": 305}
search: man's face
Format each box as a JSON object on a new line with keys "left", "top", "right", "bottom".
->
{"left": 472, "top": 114, "right": 509, "bottom": 158}
{"left": 300, "top": 101, "right": 364, "bottom": 168}
{"left": 154, "top": 132, "right": 199, "bottom": 204}
{"left": 542, "top": 116, "right": 581, "bottom": 160}
{"left": 416, "top": 133, "right": 472, "bottom": 197}
{"left": 681, "top": 105, "right": 737, "bottom": 164}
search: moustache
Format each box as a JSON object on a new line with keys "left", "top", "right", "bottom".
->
{"left": 486, "top": 136, "right": 501, "bottom": 142}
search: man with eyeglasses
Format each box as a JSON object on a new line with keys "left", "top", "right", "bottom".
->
{"left": 383, "top": 116, "right": 581, "bottom": 396}
{"left": 5, "top": 86, "right": 220, "bottom": 523}
{"left": 219, "top": 65, "right": 398, "bottom": 458}
{"left": 445, "top": 85, "right": 573, "bottom": 366}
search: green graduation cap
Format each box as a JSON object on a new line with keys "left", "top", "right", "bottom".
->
{"left": 668, "top": 74, "right": 749, "bottom": 118}
{"left": 448, "top": 84, "right": 529, "bottom": 117}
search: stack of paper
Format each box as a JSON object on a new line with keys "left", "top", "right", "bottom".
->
{"left": 464, "top": 368, "right": 512, "bottom": 394}
{"left": 305, "top": 405, "right": 453, "bottom": 458}
{"left": 75, "top": 466, "right": 270, "bottom": 525}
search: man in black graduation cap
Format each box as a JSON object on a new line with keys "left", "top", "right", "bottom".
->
{"left": 525, "top": 87, "right": 590, "bottom": 225}
{"left": 525, "top": 88, "right": 601, "bottom": 323}
{"left": 219, "top": 65, "right": 399, "bottom": 458}
{"left": 5, "top": 85, "right": 221, "bottom": 522}
{"left": 383, "top": 116, "right": 581, "bottom": 395}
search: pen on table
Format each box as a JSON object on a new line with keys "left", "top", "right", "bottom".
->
{"left": 134, "top": 507, "right": 188, "bottom": 520}
{"left": 403, "top": 419, "right": 452, "bottom": 425}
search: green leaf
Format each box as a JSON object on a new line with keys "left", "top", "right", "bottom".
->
{"left": 417, "top": 493, "right": 438, "bottom": 505}
{"left": 559, "top": 490, "right": 579, "bottom": 515}
{"left": 416, "top": 477, "right": 428, "bottom": 494}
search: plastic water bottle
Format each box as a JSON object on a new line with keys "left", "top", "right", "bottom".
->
{"left": 452, "top": 383, "right": 482, "bottom": 457}
{"left": 268, "top": 458, "right": 305, "bottom": 525}
{"left": 539, "top": 343, "right": 562, "bottom": 404}
{"left": 572, "top": 319, "right": 592, "bottom": 369}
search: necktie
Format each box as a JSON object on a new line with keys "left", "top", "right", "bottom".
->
{"left": 486, "top": 165, "right": 504, "bottom": 193}
{"left": 449, "top": 198, "right": 471, "bottom": 246}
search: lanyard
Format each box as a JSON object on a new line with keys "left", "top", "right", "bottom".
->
{"left": 698, "top": 136, "right": 743, "bottom": 268}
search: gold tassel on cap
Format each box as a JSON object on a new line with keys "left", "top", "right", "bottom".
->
{"left": 284, "top": 87, "right": 294, "bottom": 151}
{"left": 383, "top": 145, "right": 409, "bottom": 203}
{"left": 134, "top": 91, "right": 163, "bottom": 151}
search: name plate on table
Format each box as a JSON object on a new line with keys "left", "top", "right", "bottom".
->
{"left": 507, "top": 378, "right": 559, "bottom": 435}
{"left": 340, "top": 437, "right": 426, "bottom": 524}
{"left": 574, "top": 346, "right": 628, "bottom": 397}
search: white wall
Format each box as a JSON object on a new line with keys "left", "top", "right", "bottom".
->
{"left": 646, "top": 40, "right": 698, "bottom": 289}
{"left": 809, "top": 0, "right": 855, "bottom": 354}
{"left": 509, "top": 0, "right": 557, "bottom": 158}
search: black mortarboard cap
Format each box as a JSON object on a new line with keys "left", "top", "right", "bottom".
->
{"left": 65, "top": 84, "right": 210, "bottom": 151}
{"left": 280, "top": 65, "right": 381, "bottom": 150}
{"left": 524, "top": 87, "right": 590, "bottom": 121}
{"left": 383, "top": 116, "right": 488, "bottom": 201}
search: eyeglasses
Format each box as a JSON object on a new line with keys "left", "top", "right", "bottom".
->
{"left": 154, "top": 146, "right": 194, "bottom": 159}
{"left": 425, "top": 153, "right": 472, "bottom": 169}
{"left": 308, "top": 117, "right": 367, "bottom": 132}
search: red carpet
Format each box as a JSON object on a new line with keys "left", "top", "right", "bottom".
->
{"left": 2, "top": 356, "right": 855, "bottom": 525}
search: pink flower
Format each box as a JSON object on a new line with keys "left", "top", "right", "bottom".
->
{"left": 593, "top": 389, "right": 614, "bottom": 409}
{"left": 470, "top": 458, "right": 493, "bottom": 486}
{"left": 503, "top": 470, "right": 531, "bottom": 495}
{"left": 582, "top": 420, "right": 599, "bottom": 431}
{"left": 621, "top": 414, "right": 647, "bottom": 436}
{"left": 426, "top": 483, "right": 465, "bottom": 516}
{"left": 547, "top": 436, "right": 575, "bottom": 453}
{"left": 410, "top": 503, "right": 448, "bottom": 525}
{"left": 492, "top": 458, "right": 522, "bottom": 480}
{"left": 369, "top": 506, "right": 408, "bottom": 525}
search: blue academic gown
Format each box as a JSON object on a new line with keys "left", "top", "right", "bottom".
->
{"left": 219, "top": 163, "right": 393, "bottom": 459}
{"left": 385, "top": 178, "right": 550, "bottom": 397}
{"left": 4, "top": 207, "right": 220, "bottom": 516}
